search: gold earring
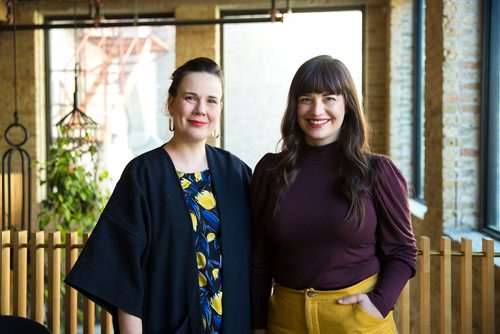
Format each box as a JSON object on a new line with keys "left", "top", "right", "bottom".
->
{"left": 212, "top": 127, "right": 220, "bottom": 139}
{"left": 169, "top": 117, "right": 174, "bottom": 132}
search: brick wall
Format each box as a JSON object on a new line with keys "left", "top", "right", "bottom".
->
{"left": 0, "top": 29, "right": 38, "bottom": 169}
{"left": 0, "top": 8, "right": 45, "bottom": 224}
{"left": 441, "top": 0, "right": 481, "bottom": 230}
{"left": 175, "top": 5, "right": 220, "bottom": 147}
{"left": 419, "top": 0, "right": 481, "bottom": 241}
{"left": 422, "top": 0, "right": 445, "bottom": 241}
{"left": 175, "top": 5, "right": 220, "bottom": 66}
{"left": 388, "top": 0, "right": 413, "bottom": 181}
{"left": 364, "top": 1, "right": 390, "bottom": 154}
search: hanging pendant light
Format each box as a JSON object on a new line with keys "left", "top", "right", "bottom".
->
{"left": 56, "top": 62, "right": 98, "bottom": 146}
{"left": 56, "top": 3, "right": 98, "bottom": 147}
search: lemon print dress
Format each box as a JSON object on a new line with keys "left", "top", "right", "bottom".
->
{"left": 178, "top": 169, "right": 222, "bottom": 334}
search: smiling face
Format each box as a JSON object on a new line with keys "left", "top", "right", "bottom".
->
{"left": 296, "top": 92, "right": 346, "bottom": 146}
{"left": 168, "top": 72, "right": 223, "bottom": 144}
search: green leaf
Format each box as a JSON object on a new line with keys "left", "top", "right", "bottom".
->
{"left": 37, "top": 124, "right": 110, "bottom": 235}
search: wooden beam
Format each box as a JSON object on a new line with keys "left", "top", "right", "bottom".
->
{"left": 0, "top": 1, "right": 8, "bottom": 23}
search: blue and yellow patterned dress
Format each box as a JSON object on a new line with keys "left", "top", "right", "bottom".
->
{"left": 178, "top": 169, "right": 223, "bottom": 334}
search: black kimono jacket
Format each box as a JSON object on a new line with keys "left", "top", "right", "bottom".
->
{"left": 65, "top": 145, "right": 252, "bottom": 333}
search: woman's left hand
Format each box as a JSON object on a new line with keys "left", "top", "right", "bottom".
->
{"left": 338, "top": 293, "right": 384, "bottom": 319}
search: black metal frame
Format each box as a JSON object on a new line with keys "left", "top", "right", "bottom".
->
{"left": 0, "top": 12, "right": 283, "bottom": 31}
{"left": 412, "top": 0, "right": 425, "bottom": 202}
{"left": 2, "top": 114, "right": 32, "bottom": 233}
{"left": 480, "top": 0, "right": 500, "bottom": 239}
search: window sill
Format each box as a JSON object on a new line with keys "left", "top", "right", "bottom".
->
{"left": 444, "top": 228, "right": 500, "bottom": 267}
{"left": 409, "top": 198, "right": 427, "bottom": 220}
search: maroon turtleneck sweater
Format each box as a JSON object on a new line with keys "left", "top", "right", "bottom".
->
{"left": 250, "top": 142, "right": 417, "bottom": 329}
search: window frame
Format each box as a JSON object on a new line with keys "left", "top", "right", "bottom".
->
{"left": 43, "top": 13, "right": 175, "bottom": 152}
{"left": 480, "top": 0, "right": 500, "bottom": 239}
{"left": 411, "top": 0, "right": 425, "bottom": 202}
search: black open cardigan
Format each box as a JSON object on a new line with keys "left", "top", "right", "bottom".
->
{"left": 65, "top": 145, "right": 252, "bottom": 333}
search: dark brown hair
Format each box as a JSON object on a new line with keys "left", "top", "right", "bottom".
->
{"left": 168, "top": 57, "right": 223, "bottom": 98}
{"left": 274, "top": 55, "right": 373, "bottom": 226}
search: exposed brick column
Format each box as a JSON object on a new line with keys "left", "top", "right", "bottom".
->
{"left": 364, "top": 1, "right": 390, "bottom": 155}
{"left": 0, "top": 7, "right": 45, "bottom": 228}
{"left": 175, "top": 5, "right": 220, "bottom": 147}
{"left": 440, "top": 0, "right": 481, "bottom": 231}
{"left": 424, "top": 0, "right": 481, "bottom": 235}
{"left": 423, "top": 0, "right": 445, "bottom": 238}
{"left": 415, "top": 1, "right": 484, "bottom": 331}
{"left": 387, "top": 0, "right": 413, "bottom": 178}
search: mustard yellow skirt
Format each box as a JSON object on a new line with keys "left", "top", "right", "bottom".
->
{"left": 267, "top": 275, "right": 397, "bottom": 334}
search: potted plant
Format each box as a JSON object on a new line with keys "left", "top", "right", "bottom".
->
{"left": 37, "top": 126, "right": 109, "bottom": 235}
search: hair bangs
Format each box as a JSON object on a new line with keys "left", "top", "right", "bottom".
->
{"left": 296, "top": 62, "right": 344, "bottom": 97}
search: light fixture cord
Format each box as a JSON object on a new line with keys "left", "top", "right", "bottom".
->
{"left": 134, "top": 0, "right": 138, "bottom": 25}
{"left": 73, "top": 0, "right": 80, "bottom": 109}
{"left": 11, "top": 0, "right": 19, "bottom": 121}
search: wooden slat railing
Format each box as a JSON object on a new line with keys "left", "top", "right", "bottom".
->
{"left": 440, "top": 237, "right": 451, "bottom": 334}
{"left": 13, "top": 230, "right": 27, "bottom": 317}
{"left": 397, "top": 236, "right": 498, "bottom": 334}
{"left": 47, "top": 231, "right": 61, "bottom": 334}
{"left": 82, "top": 233, "right": 96, "bottom": 334}
{"left": 30, "top": 231, "right": 45, "bottom": 323}
{"left": 65, "top": 232, "right": 78, "bottom": 334}
{"left": 0, "top": 231, "right": 10, "bottom": 315}
{"left": 0, "top": 231, "right": 112, "bottom": 334}
{"left": 419, "top": 236, "right": 431, "bottom": 334}
{"left": 460, "top": 238, "right": 472, "bottom": 333}
{"left": 0, "top": 231, "right": 497, "bottom": 333}
{"left": 399, "top": 281, "right": 410, "bottom": 333}
{"left": 482, "top": 239, "right": 495, "bottom": 333}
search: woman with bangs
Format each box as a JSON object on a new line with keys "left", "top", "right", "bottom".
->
{"left": 250, "top": 55, "right": 417, "bottom": 334}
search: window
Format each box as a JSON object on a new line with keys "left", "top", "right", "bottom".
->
{"left": 481, "top": 0, "right": 500, "bottom": 237}
{"left": 46, "top": 18, "right": 175, "bottom": 185}
{"left": 222, "top": 9, "right": 363, "bottom": 168}
{"left": 412, "top": 0, "right": 425, "bottom": 201}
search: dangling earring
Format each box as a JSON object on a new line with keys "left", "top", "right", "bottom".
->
{"left": 169, "top": 117, "right": 175, "bottom": 132}
{"left": 212, "top": 127, "right": 220, "bottom": 139}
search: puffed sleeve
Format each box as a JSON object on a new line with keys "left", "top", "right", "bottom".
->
{"left": 65, "top": 161, "right": 149, "bottom": 319}
{"left": 250, "top": 154, "right": 275, "bottom": 329}
{"left": 366, "top": 155, "right": 418, "bottom": 317}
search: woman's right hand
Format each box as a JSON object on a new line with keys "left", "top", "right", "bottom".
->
{"left": 338, "top": 293, "right": 384, "bottom": 319}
